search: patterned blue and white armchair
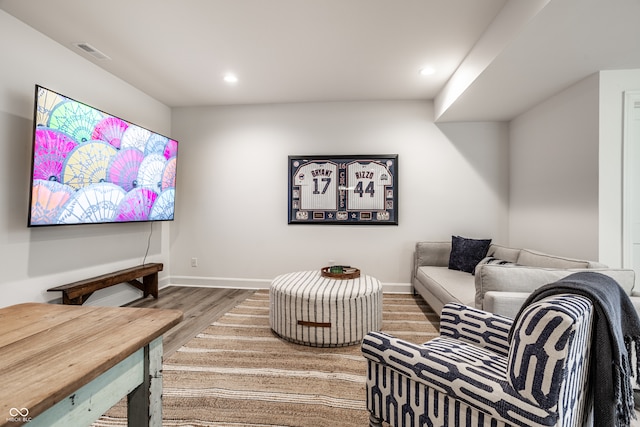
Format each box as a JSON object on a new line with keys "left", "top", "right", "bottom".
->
{"left": 361, "top": 294, "right": 594, "bottom": 427}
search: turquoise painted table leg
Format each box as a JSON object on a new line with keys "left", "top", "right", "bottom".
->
{"left": 128, "top": 337, "right": 164, "bottom": 426}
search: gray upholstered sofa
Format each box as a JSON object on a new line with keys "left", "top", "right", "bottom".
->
{"left": 412, "top": 241, "right": 638, "bottom": 318}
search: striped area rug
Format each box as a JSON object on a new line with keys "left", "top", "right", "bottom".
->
{"left": 93, "top": 289, "right": 439, "bottom": 427}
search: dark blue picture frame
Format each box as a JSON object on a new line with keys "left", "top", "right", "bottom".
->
{"left": 288, "top": 154, "right": 398, "bottom": 225}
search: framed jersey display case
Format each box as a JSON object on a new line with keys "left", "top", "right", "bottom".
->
{"left": 288, "top": 154, "right": 398, "bottom": 225}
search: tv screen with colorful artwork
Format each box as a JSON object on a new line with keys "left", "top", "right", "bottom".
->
{"left": 27, "top": 85, "right": 178, "bottom": 227}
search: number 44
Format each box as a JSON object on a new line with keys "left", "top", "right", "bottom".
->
{"left": 354, "top": 181, "right": 374, "bottom": 197}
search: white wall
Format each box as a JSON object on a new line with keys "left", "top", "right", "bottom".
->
{"left": 0, "top": 9, "right": 517, "bottom": 302}
{"left": 170, "top": 101, "right": 509, "bottom": 288}
{"left": 0, "top": 10, "right": 172, "bottom": 307}
{"left": 599, "top": 69, "right": 640, "bottom": 267}
{"left": 509, "top": 74, "right": 600, "bottom": 260}
{"left": 509, "top": 69, "right": 640, "bottom": 265}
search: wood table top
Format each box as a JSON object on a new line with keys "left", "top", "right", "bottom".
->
{"left": 0, "top": 303, "right": 182, "bottom": 425}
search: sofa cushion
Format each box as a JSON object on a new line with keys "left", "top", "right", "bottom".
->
{"left": 416, "top": 266, "right": 475, "bottom": 307}
{"left": 475, "top": 264, "right": 636, "bottom": 310}
{"left": 483, "top": 291, "right": 531, "bottom": 318}
{"left": 415, "top": 241, "right": 451, "bottom": 268}
{"left": 487, "top": 244, "right": 521, "bottom": 263}
{"left": 516, "top": 249, "right": 590, "bottom": 269}
{"left": 475, "top": 256, "right": 519, "bottom": 274}
{"left": 448, "top": 235, "right": 492, "bottom": 274}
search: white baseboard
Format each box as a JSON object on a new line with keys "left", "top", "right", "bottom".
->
{"left": 168, "top": 276, "right": 412, "bottom": 293}
{"left": 83, "top": 276, "right": 173, "bottom": 307}
{"left": 53, "top": 277, "right": 413, "bottom": 307}
{"left": 83, "top": 287, "right": 143, "bottom": 307}
{"left": 381, "top": 282, "right": 413, "bottom": 293}
{"left": 169, "top": 276, "right": 271, "bottom": 289}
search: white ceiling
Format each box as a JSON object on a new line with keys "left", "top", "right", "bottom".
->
{"left": 1, "top": 0, "right": 639, "bottom": 122}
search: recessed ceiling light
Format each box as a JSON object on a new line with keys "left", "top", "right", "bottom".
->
{"left": 224, "top": 73, "right": 238, "bottom": 84}
{"left": 419, "top": 66, "right": 436, "bottom": 76}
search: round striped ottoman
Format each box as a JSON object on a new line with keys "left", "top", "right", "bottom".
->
{"left": 269, "top": 270, "right": 383, "bottom": 347}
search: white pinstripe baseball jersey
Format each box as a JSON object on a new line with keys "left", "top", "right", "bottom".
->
{"left": 346, "top": 161, "right": 392, "bottom": 210}
{"left": 293, "top": 161, "right": 338, "bottom": 210}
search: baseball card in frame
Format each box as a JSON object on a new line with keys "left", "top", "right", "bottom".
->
{"left": 288, "top": 155, "right": 398, "bottom": 225}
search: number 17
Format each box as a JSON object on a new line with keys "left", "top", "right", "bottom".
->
{"left": 313, "top": 177, "right": 331, "bottom": 194}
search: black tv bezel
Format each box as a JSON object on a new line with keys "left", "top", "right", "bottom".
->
{"left": 27, "top": 84, "right": 178, "bottom": 227}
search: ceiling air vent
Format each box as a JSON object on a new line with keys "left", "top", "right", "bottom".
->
{"left": 72, "top": 42, "right": 111, "bottom": 60}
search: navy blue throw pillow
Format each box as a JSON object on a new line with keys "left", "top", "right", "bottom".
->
{"left": 448, "top": 235, "right": 492, "bottom": 274}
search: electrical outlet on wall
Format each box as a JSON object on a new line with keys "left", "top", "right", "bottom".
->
{"left": 191, "top": 257, "right": 198, "bottom": 267}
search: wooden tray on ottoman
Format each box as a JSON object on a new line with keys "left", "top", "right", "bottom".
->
{"left": 320, "top": 266, "right": 361, "bottom": 280}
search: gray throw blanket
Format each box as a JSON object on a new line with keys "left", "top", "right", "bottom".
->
{"left": 509, "top": 271, "right": 640, "bottom": 427}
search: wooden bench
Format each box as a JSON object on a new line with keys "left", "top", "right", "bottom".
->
{"left": 47, "top": 263, "right": 163, "bottom": 305}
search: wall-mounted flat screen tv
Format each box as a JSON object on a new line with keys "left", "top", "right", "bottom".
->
{"left": 28, "top": 85, "right": 178, "bottom": 227}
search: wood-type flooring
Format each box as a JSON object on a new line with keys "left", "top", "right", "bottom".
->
{"left": 124, "top": 286, "right": 254, "bottom": 356}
